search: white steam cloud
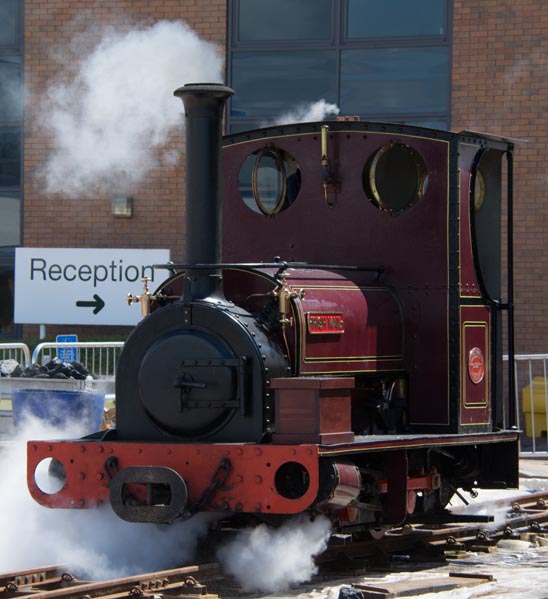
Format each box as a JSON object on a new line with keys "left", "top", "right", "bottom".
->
{"left": 217, "top": 514, "right": 331, "bottom": 593}
{"left": 265, "top": 99, "right": 340, "bottom": 126}
{"left": 41, "top": 20, "right": 223, "bottom": 197}
{"left": 0, "top": 418, "right": 209, "bottom": 579}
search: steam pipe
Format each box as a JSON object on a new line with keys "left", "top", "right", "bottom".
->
{"left": 173, "top": 83, "right": 234, "bottom": 300}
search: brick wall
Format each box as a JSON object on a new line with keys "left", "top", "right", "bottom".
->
{"left": 452, "top": 0, "right": 548, "bottom": 353}
{"left": 23, "top": 0, "right": 226, "bottom": 338}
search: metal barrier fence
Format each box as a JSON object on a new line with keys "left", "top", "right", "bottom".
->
{"left": 31, "top": 341, "right": 125, "bottom": 379}
{"left": 0, "top": 343, "right": 31, "bottom": 368}
{"left": 505, "top": 353, "right": 548, "bottom": 454}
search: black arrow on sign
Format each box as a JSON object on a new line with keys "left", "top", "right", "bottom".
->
{"left": 76, "top": 294, "right": 105, "bottom": 315}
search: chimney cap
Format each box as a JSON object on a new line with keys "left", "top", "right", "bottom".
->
{"left": 174, "top": 82, "right": 235, "bottom": 98}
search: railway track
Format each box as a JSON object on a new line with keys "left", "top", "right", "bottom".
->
{"left": 0, "top": 564, "right": 222, "bottom": 599}
{"left": 320, "top": 490, "right": 548, "bottom": 564}
{"left": 2, "top": 491, "right": 547, "bottom": 599}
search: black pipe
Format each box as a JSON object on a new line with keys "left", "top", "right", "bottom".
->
{"left": 506, "top": 147, "right": 516, "bottom": 429}
{"left": 174, "top": 83, "right": 234, "bottom": 300}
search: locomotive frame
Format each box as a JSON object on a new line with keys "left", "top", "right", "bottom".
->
{"left": 27, "top": 84, "right": 519, "bottom": 534}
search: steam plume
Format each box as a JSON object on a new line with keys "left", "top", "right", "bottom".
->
{"left": 0, "top": 418, "right": 209, "bottom": 579}
{"left": 265, "top": 100, "right": 340, "bottom": 126}
{"left": 217, "top": 515, "right": 331, "bottom": 593}
{"left": 41, "top": 20, "right": 223, "bottom": 197}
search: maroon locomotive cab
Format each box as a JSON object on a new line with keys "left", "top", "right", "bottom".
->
{"left": 455, "top": 136, "right": 510, "bottom": 433}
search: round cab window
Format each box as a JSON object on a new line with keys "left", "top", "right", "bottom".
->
{"left": 364, "top": 143, "right": 428, "bottom": 214}
{"left": 472, "top": 169, "right": 485, "bottom": 212}
{"left": 239, "top": 148, "right": 301, "bottom": 215}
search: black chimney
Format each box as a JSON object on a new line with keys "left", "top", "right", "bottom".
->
{"left": 174, "top": 83, "right": 234, "bottom": 300}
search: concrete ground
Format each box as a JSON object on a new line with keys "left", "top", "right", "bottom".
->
{"left": 519, "top": 453, "right": 548, "bottom": 480}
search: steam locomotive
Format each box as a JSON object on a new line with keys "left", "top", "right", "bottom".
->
{"left": 27, "top": 84, "right": 519, "bottom": 535}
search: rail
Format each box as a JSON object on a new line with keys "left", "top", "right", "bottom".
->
{"left": 0, "top": 343, "right": 31, "bottom": 369}
{"left": 505, "top": 353, "right": 548, "bottom": 454}
{"left": 31, "top": 341, "right": 125, "bottom": 379}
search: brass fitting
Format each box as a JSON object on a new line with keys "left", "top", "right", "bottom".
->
{"left": 127, "top": 277, "right": 164, "bottom": 318}
{"left": 275, "top": 271, "right": 304, "bottom": 330}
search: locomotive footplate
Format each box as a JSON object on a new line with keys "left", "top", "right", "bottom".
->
{"left": 27, "top": 431, "right": 519, "bottom": 524}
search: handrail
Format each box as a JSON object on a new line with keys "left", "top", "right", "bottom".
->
{"left": 31, "top": 341, "right": 124, "bottom": 379}
{"left": 0, "top": 343, "right": 31, "bottom": 368}
{"left": 504, "top": 353, "right": 548, "bottom": 453}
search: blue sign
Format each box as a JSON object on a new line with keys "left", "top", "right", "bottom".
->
{"left": 56, "top": 334, "right": 79, "bottom": 363}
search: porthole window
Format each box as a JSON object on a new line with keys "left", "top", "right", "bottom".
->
{"left": 472, "top": 169, "right": 485, "bottom": 212}
{"left": 363, "top": 143, "right": 428, "bottom": 214}
{"left": 239, "top": 148, "right": 301, "bottom": 215}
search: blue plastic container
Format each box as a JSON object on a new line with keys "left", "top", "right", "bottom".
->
{"left": 12, "top": 389, "right": 105, "bottom": 432}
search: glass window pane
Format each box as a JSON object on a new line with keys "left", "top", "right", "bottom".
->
{"left": 0, "top": 194, "right": 21, "bottom": 246}
{"left": 347, "top": 0, "right": 446, "bottom": 39}
{"left": 231, "top": 51, "right": 337, "bottom": 118}
{"left": 0, "top": 128, "right": 21, "bottom": 186}
{"left": 0, "top": 267, "right": 17, "bottom": 338}
{"left": 238, "top": 0, "right": 333, "bottom": 41}
{"left": 341, "top": 47, "right": 449, "bottom": 116}
{"left": 0, "top": 0, "right": 19, "bottom": 46}
{"left": 0, "top": 56, "right": 23, "bottom": 122}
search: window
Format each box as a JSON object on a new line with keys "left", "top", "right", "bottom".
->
{"left": 239, "top": 148, "right": 301, "bottom": 215}
{"left": 0, "top": 0, "right": 21, "bottom": 47}
{"left": 363, "top": 143, "right": 429, "bottom": 214}
{"left": 237, "top": 0, "right": 333, "bottom": 42}
{"left": 346, "top": 0, "right": 447, "bottom": 39}
{"left": 0, "top": 128, "right": 21, "bottom": 187}
{"left": 228, "top": 0, "right": 451, "bottom": 131}
{"left": 0, "top": 0, "right": 22, "bottom": 338}
{"left": 0, "top": 56, "right": 22, "bottom": 122}
{"left": 340, "top": 47, "right": 450, "bottom": 117}
{"left": 0, "top": 193, "right": 20, "bottom": 245}
{"left": 231, "top": 51, "right": 338, "bottom": 121}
